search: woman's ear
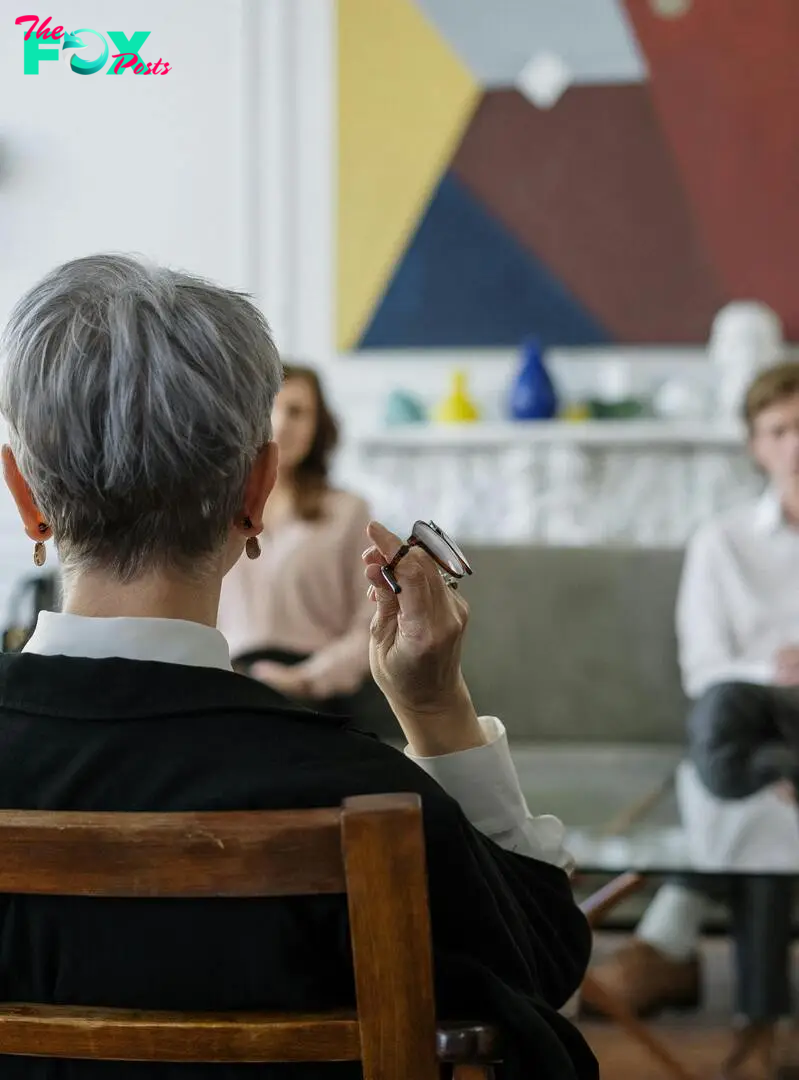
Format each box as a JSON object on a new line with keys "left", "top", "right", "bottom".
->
{"left": 240, "top": 442, "right": 279, "bottom": 531}
{"left": 1, "top": 446, "right": 51, "bottom": 540}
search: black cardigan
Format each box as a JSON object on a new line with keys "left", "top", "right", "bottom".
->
{"left": 0, "top": 654, "right": 597, "bottom": 1080}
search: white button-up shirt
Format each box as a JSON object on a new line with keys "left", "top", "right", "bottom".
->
{"left": 676, "top": 490, "right": 799, "bottom": 869}
{"left": 24, "top": 611, "right": 570, "bottom": 870}
{"left": 676, "top": 489, "right": 799, "bottom": 699}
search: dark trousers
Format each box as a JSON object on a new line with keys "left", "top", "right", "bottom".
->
{"left": 674, "top": 682, "right": 799, "bottom": 1020}
{"left": 688, "top": 681, "right": 799, "bottom": 800}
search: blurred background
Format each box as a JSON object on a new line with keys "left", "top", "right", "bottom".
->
{"left": 2, "top": 0, "right": 797, "bottom": 716}
{"left": 2, "top": 0, "right": 797, "bottom": 723}
{"left": 3, "top": 3, "right": 799, "bottom": 1068}
{"left": 2, "top": 0, "right": 797, "bottom": 613}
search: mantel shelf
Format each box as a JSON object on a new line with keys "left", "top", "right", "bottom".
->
{"left": 339, "top": 418, "right": 756, "bottom": 547}
{"left": 352, "top": 419, "right": 744, "bottom": 451}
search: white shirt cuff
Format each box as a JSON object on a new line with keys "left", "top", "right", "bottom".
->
{"left": 405, "top": 716, "right": 572, "bottom": 871}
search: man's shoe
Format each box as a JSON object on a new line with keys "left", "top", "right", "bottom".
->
{"left": 582, "top": 939, "right": 701, "bottom": 1019}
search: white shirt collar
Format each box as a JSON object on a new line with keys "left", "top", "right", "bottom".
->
{"left": 753, "top": 488, "right": 785, "bottom": 535}
{"left": 23, "top": 611, "right": 233, "bottom": 671}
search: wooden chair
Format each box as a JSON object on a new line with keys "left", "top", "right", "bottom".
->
{"left": 0, "top": 793, "right": 502, "bottom": 1079}
{"left": 0, "top": 795, "right": 675, "bottom": 1079}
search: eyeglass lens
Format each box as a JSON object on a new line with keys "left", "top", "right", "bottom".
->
{"left": 411, "top": 521, "right": 472, "bottom": 577}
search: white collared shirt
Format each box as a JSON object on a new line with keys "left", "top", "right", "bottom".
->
{"left": 23, "top": 611, "right": 570, "bottom": 870}
{"left": 677, "top": 489, "right": 799, "bottom": 698}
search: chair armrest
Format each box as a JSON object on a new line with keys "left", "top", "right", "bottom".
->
{"left": 436, "top": 1021, "right": 502, "bottom": 1063}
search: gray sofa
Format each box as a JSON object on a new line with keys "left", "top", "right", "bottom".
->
{"left": 462, "top": 545, "right": 687, "bottom": 744}
{"left": 460, "top": 546, "right": 688, "bottom": 842}
{"left": 460, "top": 546, "right": 799, "bottom": 942}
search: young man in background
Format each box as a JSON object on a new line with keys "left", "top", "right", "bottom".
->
{"left": 592, "top": 361, "right": 799, "bottom": 1025}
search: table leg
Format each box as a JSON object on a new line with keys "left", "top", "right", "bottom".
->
{"left": 718, "top": 1020, "right": 775, "bottom": 1078}
{"left": 730, "top": 875, "right": 793, "bottom": 1021}
{"left": 581, "top": 972, "right": 697, "bottom": 1080}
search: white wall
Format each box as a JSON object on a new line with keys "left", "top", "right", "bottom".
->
{"left": 0, "top": 0, "right": 261, "bottom": 617}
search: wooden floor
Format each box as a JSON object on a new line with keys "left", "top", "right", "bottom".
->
{"left": 579, "top": 934, "right": 797, "bottom": 1079}
{"left": 582, "top": 1024, "right": 757, "bottom": 1080}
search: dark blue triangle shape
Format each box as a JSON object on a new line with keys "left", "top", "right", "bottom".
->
{"left": 358, "top": 171, "right": 610, "bottom": 349}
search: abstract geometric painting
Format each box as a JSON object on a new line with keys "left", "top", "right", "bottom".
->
{"left": 337, "top": 0, "right": 799, "bottom": 351}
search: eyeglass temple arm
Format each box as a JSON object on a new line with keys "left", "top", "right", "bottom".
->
{"left": 380, "top": 541, "right": 413, "bottom": 595}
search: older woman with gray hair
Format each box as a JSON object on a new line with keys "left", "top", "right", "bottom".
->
{"left": 0, "top": 254, "right": 595, "bottom": 1080}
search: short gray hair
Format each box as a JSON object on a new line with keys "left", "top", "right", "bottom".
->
{"left": 0, "top": 253, "right": 282, "bottom": 580}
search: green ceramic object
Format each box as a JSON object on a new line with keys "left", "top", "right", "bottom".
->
{"left": 588, "top": 398, "right": 650, "bottom": 420}
{"left": 385, "top": 389, "right": 426, "bottom": 426}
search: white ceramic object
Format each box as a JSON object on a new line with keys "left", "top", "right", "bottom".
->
{"left": 649, "top": 0, "right": 692, "bottom": 17}
{"left": 709, "top": 301, "right": 784, "bottom": 419}
{"left": 653, "top": 378, "right": 710, "bottom": 420}
{"left": 595, "top": 359, "right": 633, "bottom": 403}
{"left": 516, "top": 51, "right": 571, "bottom": 110}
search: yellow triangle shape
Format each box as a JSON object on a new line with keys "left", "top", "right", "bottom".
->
{"left": 337, "top": 0, "right": 480, "bottom": 351}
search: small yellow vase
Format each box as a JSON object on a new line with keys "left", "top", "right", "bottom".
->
{"left": 560, "top": 401, "right": 591, "bottom": 422}
{"left": 434, "top": 370, "right": 480, "bottom": 423}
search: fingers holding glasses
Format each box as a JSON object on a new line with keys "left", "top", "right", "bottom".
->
{"left": 364, "top": 521, "right": 419, "bottom": 595}
{"left": 361, "top": 522, "right": 404, "bottom": 573}
{"left": 360, "top": 518, "right": 480, "bottom": 754}
{"left": 362, "top": 523, "right": 454, "bottom": 606}
{"left": 361, "top": 521, "right": 470, "bottom": 650}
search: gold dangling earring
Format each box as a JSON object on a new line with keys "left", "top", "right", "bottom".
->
{"left": 33, "top": 523, "right": 48, "bottom": 567}
{"left": 243, "top": 517, "right": 261, "bottom": 561}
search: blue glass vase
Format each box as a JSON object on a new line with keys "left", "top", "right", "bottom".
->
{"left": 508, "top": 337, "right": 558, "bottom": 420}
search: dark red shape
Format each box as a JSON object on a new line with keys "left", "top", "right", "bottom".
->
{"left": 624, "top": 0, "right": 799, "bottom": 338}
{"left": 451, "top": 86, "right": 726, "bottom": 343}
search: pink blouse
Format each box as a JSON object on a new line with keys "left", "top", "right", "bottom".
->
{"left": 217, "top": 490, "right": 373, "bottom": 696}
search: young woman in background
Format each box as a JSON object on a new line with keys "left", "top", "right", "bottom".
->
{"left": 218, "top": 364, "right": 376, "bottom": 717}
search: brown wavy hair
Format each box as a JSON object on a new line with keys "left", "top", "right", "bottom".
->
{"left": 281, "top": 363, "right": 339, "bottom": 520}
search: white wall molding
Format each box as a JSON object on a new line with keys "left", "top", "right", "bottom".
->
{"left": 238, "top": 0, "right": 264, "bottom": 296}
{"left": 258, "top": 0, "right": 294, "bottom": 345}
{"left": 257, "top": 0, "right": 334, "bottom": 357}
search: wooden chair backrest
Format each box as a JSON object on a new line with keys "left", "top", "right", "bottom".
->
{"left": 0, "top": 793, "right": 441, "bottom": 1080}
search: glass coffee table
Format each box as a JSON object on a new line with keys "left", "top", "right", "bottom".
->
{"left": 566, "top": 824, "right": 689, "bottom": 874}
{"left": 512, "top": 742, "right": 684, "bottom": 861}
{"left": 513, "top": 743, "right": 797, "bottom": 1079}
